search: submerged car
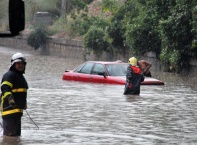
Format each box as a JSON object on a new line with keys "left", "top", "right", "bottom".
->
{"left": 62, "top": 61, "right": 164, "bottom": 85}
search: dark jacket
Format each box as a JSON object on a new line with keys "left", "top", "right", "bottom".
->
{"left": 124, "top": 65, "right": 144, "bottom": 95}
{"left": 1, "top": 69, "right": 28, "bottom": 119}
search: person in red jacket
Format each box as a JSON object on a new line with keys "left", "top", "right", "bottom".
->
{"left": 1, "top": 52, "right": 28, "bottom": 137}
{"left": 124, "top": 57, "right": 144, "bottom": 95}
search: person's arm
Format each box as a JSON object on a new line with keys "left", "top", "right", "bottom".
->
{"left": 1, "top": 74, "right": 15, "bottom": 109}
{"left": 142, "top": 61, "right": 152, "bottom": 74}
{"left": 124, "top": 65, "right": 133, "bottom": 93}
{"left": 126, "top": 65, "right": 132, "bottom": 80}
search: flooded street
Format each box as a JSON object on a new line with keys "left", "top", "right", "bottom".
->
{"left": 0, "top": 46, "right": 197, "bottom": 145}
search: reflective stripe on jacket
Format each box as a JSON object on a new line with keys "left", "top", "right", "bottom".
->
{"left": 1, "top": 70, "right": 28, "bottom": 118}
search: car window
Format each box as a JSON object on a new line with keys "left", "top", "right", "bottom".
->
{"left": 106, "top": 64, "right": 128, "bottom": 76}
{"left": 79, "top": 62, "right": 94, "bottom": 74}
{"left": 92, "top": 64, "right": 105, "bottom": 75}
{"left": 74, "top": 63, "right": 86, "bottom": 72}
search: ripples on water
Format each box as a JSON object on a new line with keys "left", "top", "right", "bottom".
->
{"left": 0, "top": 47, "right": 197, "bottom": 145}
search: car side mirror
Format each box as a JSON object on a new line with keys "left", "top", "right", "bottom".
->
{"left": 0, "top": 0, "right": 25, "bottom": 37}
{"left": 98, "top": 72, "right": 106, "bottom": 78}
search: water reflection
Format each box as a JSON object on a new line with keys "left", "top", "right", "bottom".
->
{"left": 1, "top": 136, "right": 21, "bottom": 145}
{"left": 124, "top": 95, "right": 141, "bottom": 102}
{"left": 0, "top": 46, "right": 197, "bottom": 145}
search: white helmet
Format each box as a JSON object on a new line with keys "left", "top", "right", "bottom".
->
{"left": 11, "top": 52, "right": 26, "bottom": 66}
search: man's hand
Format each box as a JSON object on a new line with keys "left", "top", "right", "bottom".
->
{"left": 8, "top": 95, "right": 16, "bottom": 107}
{"left": 23, "top": 105, "right": 27, "bottom": 110}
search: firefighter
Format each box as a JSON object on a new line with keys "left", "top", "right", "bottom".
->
{"left": 124, "top": 57, "right": 144, "bottom": 95}
{"left": 1, "top": 52, "right": 28, "bottom": 136}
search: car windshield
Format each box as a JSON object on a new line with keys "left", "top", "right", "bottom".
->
{"left": 106, "top": 64, "right": 128, "bottom": 76}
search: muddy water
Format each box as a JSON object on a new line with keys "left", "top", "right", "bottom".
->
{"left": 0, "top": 46, "right": 197, "bottom": 145}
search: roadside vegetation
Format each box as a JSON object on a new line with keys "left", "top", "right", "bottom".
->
{"left": 0, "top": 0, "right": 197, "bottom": 73}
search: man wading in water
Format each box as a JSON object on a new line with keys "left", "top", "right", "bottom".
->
{"left": 137, "top": 60, "right": 152, "bottom": 77}
{"left": 1, "top": 52, "right": 28, "bottom": 137}
{"left": 124, "top": 57, "right": 144, "bottom": 95}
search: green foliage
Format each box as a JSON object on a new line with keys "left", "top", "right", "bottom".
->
{"left": 83, "top": 0, "right": 94, "bottom": 4}
{"left": 83, "top": 26, "right": 109, "bottom": 58}
{"left": 160, "top": 47, "right": 182, "bottom": 72}
{"left": 61, "top": 0, "right": 88, "bottom": 19}
{"left": 192, "top": 4, "right": 197, "bottom": 55}
{"left": 76, "top": 0, "right": 128, "bottom": 57}
{"left": 107, "top": 21, "right": 126, "bottom": 53}
{"left": 27, "top": 28, "right": 48, "bottom": 50}
{"left": 74, "top": 0, "right": 127, "bottom": 56}
{"left": 48, "top": 16, "right": 69, "bottom": 35}
{"left": 102, "top": 0, "right": 121, "bottom": 14}
{"left": 106, "top": 4, "right": 131, "bottom": 55}
{"left": 160, "top": 47, "right": 170, "bottom": 72}
{"left": 126, "top": 24, "right": 161, "bottom": 57}
{"left": 121, "top": 0, "right": 196, "bottom": 73}
{"left": 71, "top": 16, "right": 109, "bottom": 35}
{"left": 169, "top": 50, "right": 181, "bottom": 67}
{"left": 124, "top": 0, "right": 161, "bottom": 57}
{"left": 158, "top": 0, "right": 194, "bottom": 72}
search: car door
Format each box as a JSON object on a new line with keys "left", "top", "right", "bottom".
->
{"left": 91, "top": 63, "right": 107, "bottom": 83}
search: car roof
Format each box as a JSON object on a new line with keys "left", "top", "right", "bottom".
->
{"left": 86, "top": 61, "right": 128, "bottom": 65}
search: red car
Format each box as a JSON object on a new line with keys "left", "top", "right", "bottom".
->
{"left": 62, "top": 61, "right": 164, "bottom": 85}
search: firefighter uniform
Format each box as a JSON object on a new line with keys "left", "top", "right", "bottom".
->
{"left": 124, "top": 57, "right": 144, "bottom": 95}
{"left": 1, "top": 52, "right": 28, "bottom": 136}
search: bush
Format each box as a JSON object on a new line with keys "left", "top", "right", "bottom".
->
{"left": 83, "top": 26, "right": 109, "bottom": 57}
{"left": 27, "top": 28, "right": 48, "bottom": 50}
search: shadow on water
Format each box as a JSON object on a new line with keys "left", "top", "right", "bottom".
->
{"left": 0, "top": 46, "right": 197, "bottom": 144}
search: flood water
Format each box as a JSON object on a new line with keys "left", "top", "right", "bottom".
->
{"left": 0, "top": 46, "right": 197, "bottom": 145}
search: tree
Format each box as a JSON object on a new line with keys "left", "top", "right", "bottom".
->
{"left": 83, "top": 26, "right": 109, "bottom": 59}
{"left": 95, "top": 0, "right": 132, "bottom": 56}
{"left": 124, "top": 0, "right": 161, "bottom": 57}
{"left": 159, "top": 0, "right": 195, "bottom": 72}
